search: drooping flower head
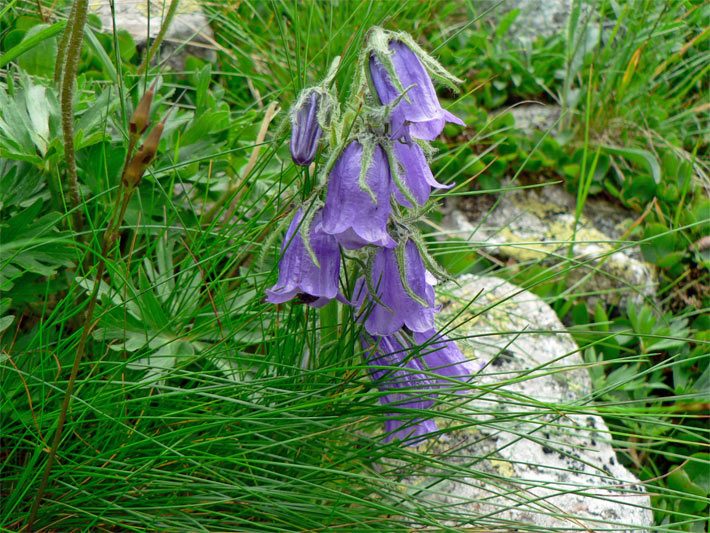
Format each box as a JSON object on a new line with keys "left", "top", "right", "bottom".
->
{"left": 363, "top": 329, "right": 474, "bottom": 444}
{"left": 322, "top": 141, "right": 396, "bottom": 250}
{"left": 368, "top": 32, "right": 465, "bottom": 141}
{"left": 354, "top": 240, "right": 436, "bottom": 336}
{"left": 290, "top": 90, "right": 323, "bottom": 166}
{"left": 363, "top": 333, "right": 438, "bottom": 444}
{"left": 266, "top": 208, "right": 340, "bottom": 307}
{"left": 413, "top": 329, "right": 476, "bottom": 384}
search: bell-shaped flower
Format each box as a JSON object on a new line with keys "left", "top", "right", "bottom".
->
{"left": 354, "top": 241, "right": 436, "bottom": 336}
{"left": 413, "top": 329, "right": 476, "bottom": 384}
{"left": 369, "top": 40, "right": 464, "bottom": 141}
{"left": 290, "top": 91, "right": 323, "bottom": 166}
{"left": 363, "top": 334, "right": 438, "bottom": 444}
{"left": 322, "top": 141, "right": 396, "bottom": 250}
{"left": 392, "top": 139, "right": 452, "bottom": 207}
{"left": 266, "top": 209, "right": 340, "bottom": 308}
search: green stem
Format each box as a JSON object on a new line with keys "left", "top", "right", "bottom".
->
{"left": 54, "top": 0, "right": 77, "bottom": 84}
{"left": 318, "top": 300, "right": 339, "bottom": 352}
{"left": 136, "top": 0, "right": 181, "bottom": 76}
{"left": 59, "top": 0, "right": 89, "bottom": 233}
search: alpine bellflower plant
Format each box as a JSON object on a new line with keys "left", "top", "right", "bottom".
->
{"left": 267, "top": 28, "right": 474, "bottom": 445}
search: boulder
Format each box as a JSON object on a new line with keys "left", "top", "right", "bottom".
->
{"left": 509, "top": 103, "right": 561, "bottom": 134}
{"left": 501, "top": 0, "right": 575, "bottom": 45}
{"left": 443, "top": 184, "right": 657, "bottom": 310}
{"left": 390, "top": 275, "right": 653, "bottom": 530}
{"left": 90, "top": 0, "right": 216, "bottom": 67}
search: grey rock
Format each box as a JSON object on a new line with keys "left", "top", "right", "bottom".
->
{"left": 509, "top": 103, "right": 561, "bottom": 134}
{"left": 391, "top": 275, "right": 653, "bottom": 530}
{"left": 442, "top": 183, "right": 657, "bottom": 310}
{"left": 90, "top": 0, "right": 216, "bottom": 67}
{"left": 494, "top": 0, "right": 575, "bottom": 46}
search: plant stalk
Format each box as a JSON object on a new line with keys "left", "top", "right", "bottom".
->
{"left": 58, "top": 0, "right": 90, "bottom": 233}
{"left": 136, "top": 0, "right": 181, "bottom": 76}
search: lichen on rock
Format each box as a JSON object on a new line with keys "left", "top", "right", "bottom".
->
{"left": 383, "top": 275, "right": 653, "bottom": 530}
{"left": 444, "top": 183, "right": 657, "bottom": 309}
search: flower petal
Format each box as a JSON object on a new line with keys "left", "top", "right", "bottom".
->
{"left": 322, "top": 142, "right": 395, "bottom": 249}
{"left": 265, "top": 209, "right": 340, "bottom": 306}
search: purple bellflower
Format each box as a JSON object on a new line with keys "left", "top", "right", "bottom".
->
{"left": 363, "top": 334, "right": 438, "bottom": 444}
{"left": 413, "top": 329, "right": 476, "bottom": 384}
{"left": 363, "top": 329, "right": 474, "bottom": 444}
{"left": 369, "top": 40, "right": 464, "bottom": 141}
{"left": 322, "top": 142, "right": 396, "bottom": 250}
{"left": 392, "top": 139, "right": 452, "bottom": 207}
{"left": 290, "top": 91, "right": 323, "bottom": 166}
{"left": 354, "top": 241, "right": 436, "bottom": 336}
{"left": 265, "top": 209, "right": 340, "bottom": 308}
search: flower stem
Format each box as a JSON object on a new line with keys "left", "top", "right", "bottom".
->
{"left": 25, "top": 141, "right": 141, "bottom": 531}
{"left": 58, "top": 0, "right": 89, "bottom": 233}
{"left": 136, "top": 0, "right": 181, "bottom": 76}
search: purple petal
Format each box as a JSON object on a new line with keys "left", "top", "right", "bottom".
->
{"left": 413, "top": 329, "right": 475, "bottom": 383}
{"left": 369, "top": 40, "right": 465, "bottom": 141}
{"left": 322, "top": 142, "right": 395, "bottom": 249}
{"left": 393, "top": 141, "right": 452, "bottom": 207}
{"left": 359, "top": 242, "right": 436, "bottom": 336}
{"left": 443, "top": 109, "right": 465, "bottom": 126}
{"left": 383, "top": 417, "right": 438, "bottom": 444}
{"left": 363, "top": 334, "right": 438, "bottom": 444}
{"left": 265, "top": 209, "right": 340, "bottom": 306}
{"left": 385, "top": 41, "right": 443, "bottom": 123}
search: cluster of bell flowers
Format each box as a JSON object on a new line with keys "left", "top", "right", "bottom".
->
{"left": 267, "top": 28, "right": 476, "bottom": 444}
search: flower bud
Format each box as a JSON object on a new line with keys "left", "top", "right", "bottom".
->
{"left": 290, "top": 91, "right": 323, "bottom": 166}
{"left": 130, "top": 84, "right": 155, "bottom": 137}
{"left": 122, "top": 120, "right": 165, "bottom": 188}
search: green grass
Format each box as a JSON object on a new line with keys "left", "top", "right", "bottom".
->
{"left": 1, "top": 0, "right": 708, "bottom": 530}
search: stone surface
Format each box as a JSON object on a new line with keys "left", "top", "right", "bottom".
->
{"left": 498, "top": 0, "right": 574, "bottom": 46}
{"left": 391, "top": 275, "right": 653, "bottom": 530}
{"left": 510, "top": 103, "right": 561, "bottom": 134}
{"left": 90, "top": 0, "right": 216, "bottom": 67}
{"left": 442, "top": 183, "right": 657, "bottom": 310}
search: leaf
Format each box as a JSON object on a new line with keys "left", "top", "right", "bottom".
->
{"left": 495, "top": 9, "right": 520, "bottom": 39}
{"left": 684, "top": 454, "right": 710, "bottom": 494}
{"left": 602, "top": 145, "right": 662, "bottom": 183}
{"left": 25, "top": 85, "right": 51, "bottom": 155}
{"left": 0, "top": 202, "right": 74, "bottom": 289}
{"left": 0, "top": 21, "right": 65, "bottom": 69}
{"left": 640, "top": 223, "right": 681, "bottom": 266}
{"left": 17, "top": 24, "right": 58, "bottom": 77}
{"left": 0, "top": 315, "right": 15, "bottom": 334}
{"left": 84, "top": 26, "right": 117, "bottom": 85}
{"left": 668, "top": 468, "right": 706, "bottom": 512}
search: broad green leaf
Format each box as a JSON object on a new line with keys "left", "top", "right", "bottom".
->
{"left": 640, "top": 223, "right": 680, "bottom": 265}
{"left": 602, "top": 145, "right": 662, "bottom": 183}
{"left": 0, "top": 21, "right": 64, "bottom": 69}
{"left": 0, "top": 315, "right": 15, "bottom": 334}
